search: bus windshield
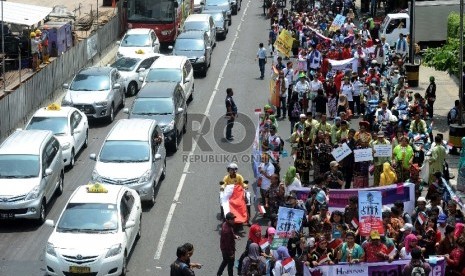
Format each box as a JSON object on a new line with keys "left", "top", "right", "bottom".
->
{"left": 127, "top": 0, "right": 176, "bottom": 23}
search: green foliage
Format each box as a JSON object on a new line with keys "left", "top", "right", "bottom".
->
{"left": 423, "top": 38, "right": 463, "bottom": 75}
{"left": 448, "top": 12, "right": 460, "bottom": 40}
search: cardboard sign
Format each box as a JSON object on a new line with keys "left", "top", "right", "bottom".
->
{"left": 331, "top": 143, "right": 352, "bottom": 162}
{"left": 373, "top": 144, "right": 392, "bottom": 157}
{"left": 274, "top": 29, "right": 294, "bottom": 57}
{"left": 354, "top": 148, "right": 373, "bottom": 162}
{"left": 329, "top": 14, "right": 346, "bottom": 32}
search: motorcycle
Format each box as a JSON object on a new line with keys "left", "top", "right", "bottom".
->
{"left": 364, "top": 99, "right": 380, "bottom": 131}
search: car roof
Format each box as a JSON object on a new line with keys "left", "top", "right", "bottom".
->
{"left": 78, "top": 66, "right": 113, "bottom": 76}
{"left": 177, "top": 30, "right": 206, "bottom": 39}
{"left": 125, "top": 28, "right": 153, "bottom": 35}
{"left": 137, "top": 82, "right": 179, "bottom": 98}
{"left": 202, "top": 9, "right": 224, "bottom": 15}
{"left": 106, "top": 119, "right": 156, "bottom": 141}
{"left": 69, "top": 184, "right": 125, "bottom": 204}
{"left": 185, "top": 14, "right": 211, "bottom": 22}
{"left": 0, "top": 129, "right": 52, "bottom": 155}
{"left": 151, "top": 56, "right": 186, "bottom": 69}
{"left": 32, "top": 105, "right": 76, "bottom": 118}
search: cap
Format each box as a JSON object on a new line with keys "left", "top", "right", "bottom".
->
{"left": 438, "top": 214, "right": 447, "bottom": 223}
{"left": 330, "top": 161, "right": 339, "bottom": 167}
{"left": 315, "top": 191, "right": 326, "bottom": 204}
{"left": 377, "top": 131, "right": 385, "bottom": 137}
{"left": 417, "top": 197, "right": 426, "bottom": 203}
{"left": 299, "top": 114, "right": 307, "bottom": 119}
{"left": 298, "top": 72, "right": 306, "bottom": 78}
{"left": 370, "top": 230, "right": 381, "bottom": 240}
{"left": 225, "top": 212, "right": 236, "bottom": 220}
{"left": 400, "top": 223, "right": 413, "bottom": 232}
{"left": 35, "top": 29, "right": 42, "bottom": 35}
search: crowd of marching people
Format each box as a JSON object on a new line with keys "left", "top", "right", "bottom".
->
{"left": 214, "top": 0, "right": 465, "bottom": 275}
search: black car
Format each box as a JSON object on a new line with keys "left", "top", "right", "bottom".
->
{"left": 201, "top": 10, "right": 229, "bottom": 40}
{"left": 125, "top": 82, "right": 187, "bottom": 152}
{"left": 172, "top": 31, "right": 212, "bottom": 77}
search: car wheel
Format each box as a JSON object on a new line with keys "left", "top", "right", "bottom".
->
{"left": 68, "top": 149, "right": 75, "bottom": 168}
{"left": 170, "top": 131, "right": 178, "bottom": 152}
{"left": 108, "top": 104, "right": 115, "bottom": 123}
{"left": 127, "top": 82, "right": 137, "bottom": 96}
{"left": 84, "top": 131, "right": 89, "bottom": 148}
{"left": 37, "top": 199, "right": 46, "bottom": 225}
{"left": 121, "top": 252, "right": 128, "bottom": 276}
{"left": 56, "top": 172, "right": 64, "bottom": 196}
{"left": 136, "top": 216, "right": 142, "bottom": 240}
{"left": 120, "top": 94, "right": 126, "bottom": 108}
{"left": 160, "top": 159, "right": 166, "bottom": 181}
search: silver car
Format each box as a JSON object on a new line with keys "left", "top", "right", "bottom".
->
{"left": 202, "top": 10, "right": 229, "bottom": 40}
{"left": 61, "top": 67, "right": 125, "bottom": 123}
{"left": 110, "top": 53, "right": 164, "bottom": 96}
{"left": 0, "top": 130, "right": 65, "bottom": 224}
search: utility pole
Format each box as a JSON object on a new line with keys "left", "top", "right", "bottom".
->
{"left": 408, "top": 0, "right": 415, "bottom": 64}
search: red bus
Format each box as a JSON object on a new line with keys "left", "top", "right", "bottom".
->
{"left": 123, "top": 0, "right": 193, "bottom": 44}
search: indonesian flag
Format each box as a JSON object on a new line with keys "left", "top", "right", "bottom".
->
{"left": 259, "top": 239, "right": 270, "bottom": 250}
{"left": 351, "top": 218, "right": 359, "bottom": 229}
{"left": 220, "top": 185, "right": 248, "bottom": 224}
{"left": 258, "top": 205, "right": 266, "bottom": 214}
{"left": 418, "top": 212, "right": 427, "bottom": 225}
{"left": 317, "top": 254, "right": 331, "bottom": 265}
{"left": 282, "top": 257, "right": 295, "bottom": 270}
{"left": 413, "top": 134, "right": 421, "bottom": 141}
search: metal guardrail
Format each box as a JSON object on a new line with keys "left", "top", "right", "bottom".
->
{"left": 0, "top": 14, "right": 121, "bottom": 139}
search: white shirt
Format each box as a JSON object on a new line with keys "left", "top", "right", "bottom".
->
{"left": 341, "top": 83, "right": 354, "bottom": 101}
{"left": 283, "top": 67, "right": 294, "bottom": 86}
{"left": 273, "top": 260, "right": 297, "bottom": 276}
{"left": 393, "top": 96, "right": 408, "bottom": 108}
{"left": 258, "top": 162, "right": 275, "bottom": 190}
{"left": 399, "top": 247, "right": 412, "bottom": 260}
{"left": 310, "top": 80, "right": 323, "bottom": 93}
{"left": 294, "top": 80, "right": 310, "bottom": 100}
{"left": 375, "top": 108, "right": 393, "bottom": 123}
{"left": 352, "top": 80, "right": 363, "bottom": 96}
{"left": 285, "top": 178, "right": 302, "bottom": 196}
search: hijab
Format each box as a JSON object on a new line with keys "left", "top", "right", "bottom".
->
{"left": 454, "top": 223, "right": 465, "bottom": 239}
{"left": 275, "top": 246, "right": 291, "bottom": 260}
{"left": 248, "top": 243, "right": 261, "bottom": 260}
{"left": 249, "top": 224, "right": 262, "bottom": 244}
{"left": 267, "top": 227, "right": 276, "bottom": 243}
{"left": 404, "top": 234, "right": 418, "bottom": 253}
{"left": 285, "top": 166, "right": 297, "bottom": 186}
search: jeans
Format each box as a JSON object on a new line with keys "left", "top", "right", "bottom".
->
{"left": 217, "top": 252, "right": 234, "bottom": 276}
{"left": 226, "top": 118, "right": 235, "bottom": 139}
{"left": 353, "top": 95, "right": 361, "bottom": 114}
{"left": 277, "top": 96, "right": 287, "bottom": 117}
{"left": 259, "top": 58, "right": 266, "bottom": 78}
{"left": 427, "top": 99, "right": 434, "bottom": 118}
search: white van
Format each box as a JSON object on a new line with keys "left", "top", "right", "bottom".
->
{"left": 140, "top": 55, "right": 194, "bottom": 101}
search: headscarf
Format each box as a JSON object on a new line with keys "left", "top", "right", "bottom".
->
{"left": 284, "top": 166, "right": 297, "bottom": 186}
{"left": 454, "top": 223, "right": 465, "bottom": 239}
{"left": 275, "top": 246, "right": 291, "bottom": 260}
{"left": 404, "top": 234, "right": 418, "bottom": 253}
{"left": 249, "top": 224, "right": 262, "bottom": 244}
{"left": 380, "top": 162, "right": 397, "bottom": 186}
{"left": 248, "top": 243, "right": 261, "bottom": 260}
{"left": 267, "top": 227, "right": 276, "bottom": 243}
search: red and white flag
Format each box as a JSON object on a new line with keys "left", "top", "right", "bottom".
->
{"left": 282, "top": 257, "right": 295, "bottom": 270}
{"left": 317, "top": 254, "right": 331, "bottom": 265}
{"left": 220, "top": 185, "right": 248, "bottom": 224}
{"left": 259, "top": 239, "right": 270, "bottom": 250}
{"left": 351, "top": 218, "right": 359, "bottom": 229}
{"left": 258, "top": 205, "right": 266, "bottom": 214}
{"left": 418, "top": 212, "right": 427, "bottom": 225}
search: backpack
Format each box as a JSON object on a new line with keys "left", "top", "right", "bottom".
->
{"left": 246, "top": 259, "right": 261, "bottom": 276}
{"left": 291, "top": 102, "right": 301, "bottom": 118}
{"left": 447, "top": 107, "right": 457, "bottom": 125}
{"left": 411, "top": 263, "right": 426, "bottom": 276}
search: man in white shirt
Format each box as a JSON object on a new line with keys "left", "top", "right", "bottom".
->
{"left": 307, "top": 46, "right": 322, "bottom": 72}
{"left": 352, "top": 74, "right": 363, "bottom": 115}
{"left": 375, "top": 101, "right": 393, "bottom": 124}
{"left": 258, "top": 153, "right": 275, "bottom": 206}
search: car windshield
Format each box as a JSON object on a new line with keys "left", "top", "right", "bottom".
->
{"left": 0, "top": 155, "right": 40, "bottom": 178}
{"left": 184, "top": 21, "right": 209, "bottom": 32}
{"left": 57, "top": 203, "right": 118, "bottom": 232}
{"left": 145, "top": 68, "right": 181, "bottom": 82}
{"left": 26, "top": 117, "right": 68, "bottom": 135}
{"left": 99, "top": 141, "right": 150, "bottom": 162}
{"left": 131, "top": 98, "right": 174, "bottom": 115}
{"left": 121, "top": 34, "right": 151, "bottom": 47}
{"left": 111, "top": 57, "right": 140, "bottom": 72}
{"left": 70, "top": 74, "right": 110, "bottom": 91}
{"left": 206, "top": 0, "right": 229, "bottom": 5}
{"left": 175, "top": 39, "right": 205, "bottom": 51}
{"left": 127, "top": 0, "right": 175, "bottom": 23}
{"left": 211, "top": 13, "right": 224, "bottom": 21}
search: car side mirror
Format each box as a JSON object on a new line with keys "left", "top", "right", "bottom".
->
{"left": 89, "top": 153, "right": 97, "bottom": 160}
{"left": 63, "top": 83, "right": 69, "bottom": 89}
{"left": 177, "top": 107, "right": 184, "bottom": 114}
{"left": 138, "top": 68, "right": 146, "bottom": 73}
{"left": 124, "top": 220, "right": 136, "bottom": 229}
{"left": 113, "top": 83, "right": 121, "bottom": 89}
{"left": 139, "top": 76, "right": 144, "bottom": 82}
{"left": 44, "top": 168, "right": 53, "bottom": 177}
{"left": 154, "top": 153, "right": 162, "bottom": 161}
{"left": 185, "top": 77, "right": 191, "bottom": 83}
{"left": 123, "top": 108, "right": 129, "bottom": 114}
{"left": 116, "top": 40, "right": 121, "bottom": 45}
{"left": 45, "top": 219, "right": 55, "bottom": 227}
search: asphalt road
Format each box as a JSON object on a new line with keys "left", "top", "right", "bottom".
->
{"left": 0, "top": 0, "right": 276, "bottom": 275}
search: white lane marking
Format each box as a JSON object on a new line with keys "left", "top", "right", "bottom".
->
{"left": 153, "top": 0, "right": 251, "bottom": 260}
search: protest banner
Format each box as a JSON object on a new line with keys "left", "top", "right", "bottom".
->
{"left": 328, "top": 183, "right": 416, "bottom": 214}
{"left": 373, "top": 144, "right": 393, "bottom": 157}
{"left": 274, "top": 29, "right": 294, "bottom": 57}
{"left": 270, "top": 237, "right": 289, "bottom": 250}
{"left": 276, "top": 206, "right": 305, "bottom": 238}
{"left": 251, "top": 110, "right": 261, "bottom": 179}
{"left": 329, "top": 14, "right": 346, "bottom": 32}
{"left": 328, "top": 58, "right": 357, "bottom": 75}
{"left": 304, "top": 257, "right": 446, "bottom": 276}
{"left": 354, "top": 148, "right": 374, "bottom": 162}
{"left": 331, "top": 143, "right": 352, "bottom": 162}
{"left": 293, "top": 187, "right": 312, "bottom": 202}
{"left": 358, "top": 190, "right": 383, "bottom": 236}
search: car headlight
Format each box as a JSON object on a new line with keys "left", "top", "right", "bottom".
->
{"left": 197, "top": 56, "right": 205, "bottom": 62}
{"left": 92, "top": 170, "right": 103, "bottom": 182}
{"left": 161, "top": 29, "right": 174, "bottom": 36}
{"left": 25, "top": 185, "right": 40, "bottom": 201}
{"left": 95, "top": 100, "right": 109, "bottom": 106}
{"left": 138, "top": 170, "right": 151, "bottom": 184}
{"left": 62, "top": 142, "right": 71, "bottom": 150}
{"left": 105, "top": 243, "right": 122, "bottom": 258}
{"left": 62, "top": 98, "right": 73, "bottom": 106}
{"left": 46, "top": 242, "right": 57, "bottom": 257}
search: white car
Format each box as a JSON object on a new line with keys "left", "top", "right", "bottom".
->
{"left": 110, "top": 53, "right": 163, "bottom": 96}
{"left": 25, "top": 104, "right": 89, "bottom": 168}
{"left": 45, "top": 183, "right": 142, "bottom": 276}
{"left": 116, "top": 28, "right": 160, "bottom": 59}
